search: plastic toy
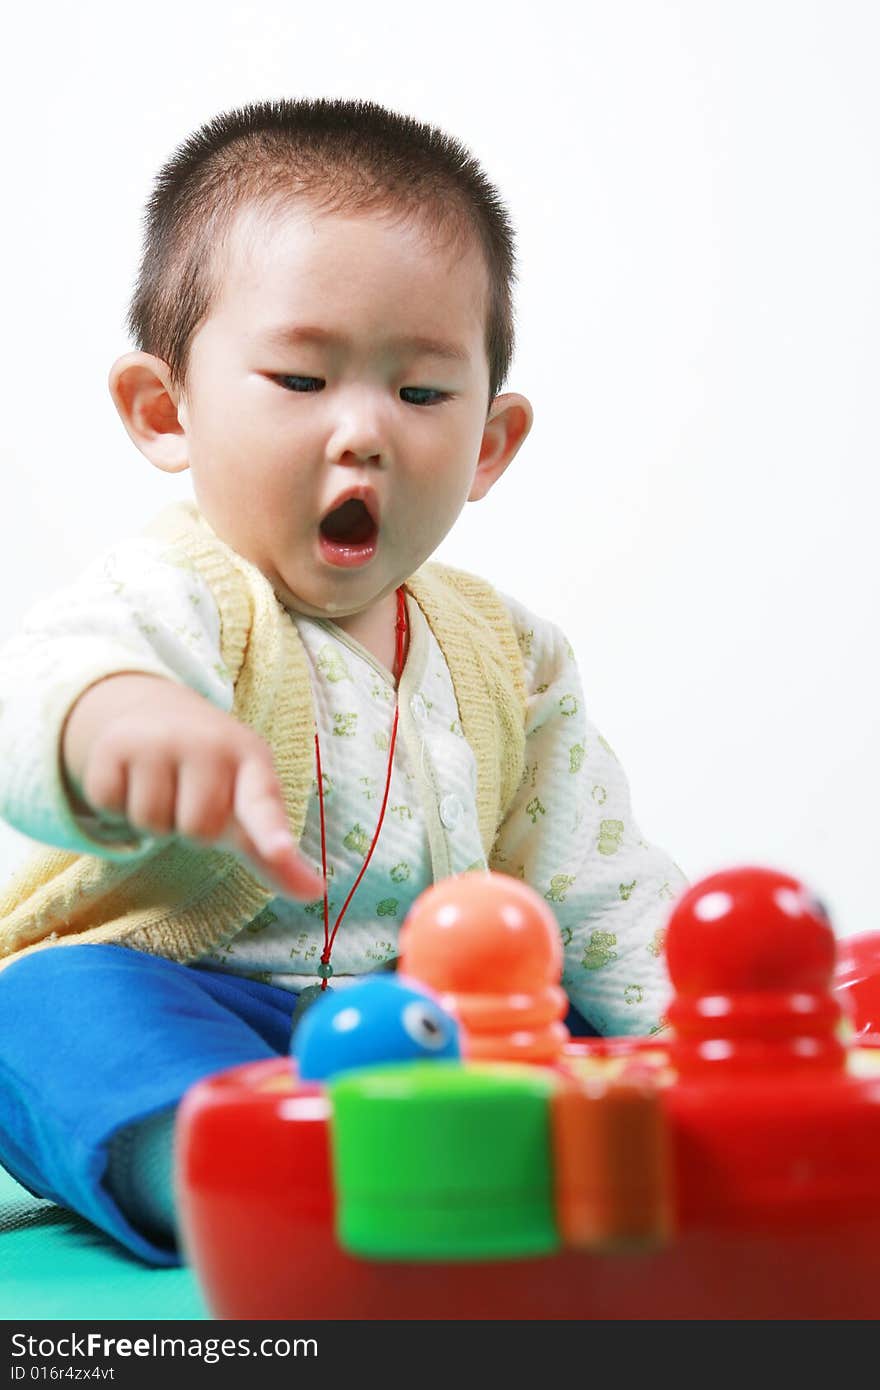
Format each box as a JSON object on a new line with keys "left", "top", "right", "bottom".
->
{"left": 833, "top": 931, "right": 880, "bottom": 1041}
{"left": 397, "top": 873, "right": 570, "bottom": 1061}
{"left": 292, "top": 975, "right": 461, "bottom": 1081}
{"left": 175, "top": 866, "right": 880, "bottom": 1320}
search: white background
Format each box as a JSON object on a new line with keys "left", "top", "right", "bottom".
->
{"left": 0, "top": 1, "right": 877, "bottom": 938}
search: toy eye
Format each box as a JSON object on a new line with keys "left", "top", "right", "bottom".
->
{"left": 401, "top": 1000, "right": 450, "bottom": 1050}
{"left": 774, "top": 888, "right": 830, "bottom": 922}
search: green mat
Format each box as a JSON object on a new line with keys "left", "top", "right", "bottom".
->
{"left": 0, "top": 1165, "right": 209, "bottom": 1320}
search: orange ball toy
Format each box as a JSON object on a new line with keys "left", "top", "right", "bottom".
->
{"left": 398, "top": 871, "right": 570, "bottom": 1063}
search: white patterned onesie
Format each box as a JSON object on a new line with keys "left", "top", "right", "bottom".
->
{"left": 0, "top": 532, "right": 687, "bottom": 1035}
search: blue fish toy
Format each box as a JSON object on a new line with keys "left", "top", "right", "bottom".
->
{"left": 292, "top": 976, "right": 461, "bottom": 1082}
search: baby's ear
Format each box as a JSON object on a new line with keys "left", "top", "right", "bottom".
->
{"left": 468, "top": 393, "right": 533, "bottom": 502}
{"left": 108, "top": 352, "right": 189, "bottom": 474}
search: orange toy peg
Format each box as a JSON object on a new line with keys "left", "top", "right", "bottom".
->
{"left": 551, "top": 1069, "right": 674, "bottom": 1251}
{"left": 398, "top": 871, "right": 570, "bottom": 1063}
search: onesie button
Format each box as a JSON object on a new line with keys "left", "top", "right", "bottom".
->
{"left": 439, "top": 794, "right": 462, "bottom": 830}
{"left": 410, "top": 693, "right": 428, "bottom": 723}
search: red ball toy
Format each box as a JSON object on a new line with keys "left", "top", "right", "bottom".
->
{"left": 665, "top": 865, "right": 844, "bottom": 1074}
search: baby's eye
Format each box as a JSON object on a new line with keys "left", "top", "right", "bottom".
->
{"left": 276, "top": 376, "right": 324, "bottom": 392}
{"left": 400, "top": 387, "right": 450, "bottom": 407}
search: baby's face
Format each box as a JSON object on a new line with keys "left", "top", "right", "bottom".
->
{"left": 169, "top": 201, "right": 519, "bottom": 623}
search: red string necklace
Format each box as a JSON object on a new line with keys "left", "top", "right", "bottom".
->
{"left": 312, "top": 586, "right": 408, "bottom": 993}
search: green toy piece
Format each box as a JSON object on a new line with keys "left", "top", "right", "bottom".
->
{"left": 328, "top": 1061, "right": 560, "bottom": 1261}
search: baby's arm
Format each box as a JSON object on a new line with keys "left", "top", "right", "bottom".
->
{"left": 489, "top": 594, "right": 687, "bottom": 1036}
{"left": 0, "top": 538, "right": 322, "bottom": 898}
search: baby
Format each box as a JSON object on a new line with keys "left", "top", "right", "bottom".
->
{"left": 0, "top": 97, "right": 686, "bottom": 1266}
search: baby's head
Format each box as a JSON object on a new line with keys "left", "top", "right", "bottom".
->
{"left": 109, "top": 98, "right": 533, "bottom": 629}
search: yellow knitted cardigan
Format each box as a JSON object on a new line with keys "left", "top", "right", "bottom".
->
{"left": 0, "top": 502, "right": 526, "bottom": 971}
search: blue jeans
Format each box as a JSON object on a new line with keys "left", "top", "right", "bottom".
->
{"left": 0, "top": 944, "right": 300, "bottom": 1266}
{"left": 0, "top": 943, "right": 598, "bottom": 1267}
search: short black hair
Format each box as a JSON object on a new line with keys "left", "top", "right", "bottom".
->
{"left": 125, "top": 97, "right": 520, "bottom": 412}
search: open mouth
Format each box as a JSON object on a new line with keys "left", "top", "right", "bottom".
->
{"left": 320, "top": 498, "right": 377, "bottom": 546}
{"left": 318, "top": 496, "right": 379, "bottom": 568}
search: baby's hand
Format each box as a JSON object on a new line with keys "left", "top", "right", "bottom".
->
{"left": 60, "top": 672, "right": 325, "bottom": 901}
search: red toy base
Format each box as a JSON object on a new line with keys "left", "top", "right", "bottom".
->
{"left": 176, "top": 1047, "right": 880, "bottom": 1320}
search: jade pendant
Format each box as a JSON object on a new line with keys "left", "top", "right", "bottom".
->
{"left": 291, "top": 981, "right": 333, "bottom": 1028}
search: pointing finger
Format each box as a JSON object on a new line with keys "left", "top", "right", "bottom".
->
{"left": 234, "top": 755, "right": 325, "bottom": 900}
